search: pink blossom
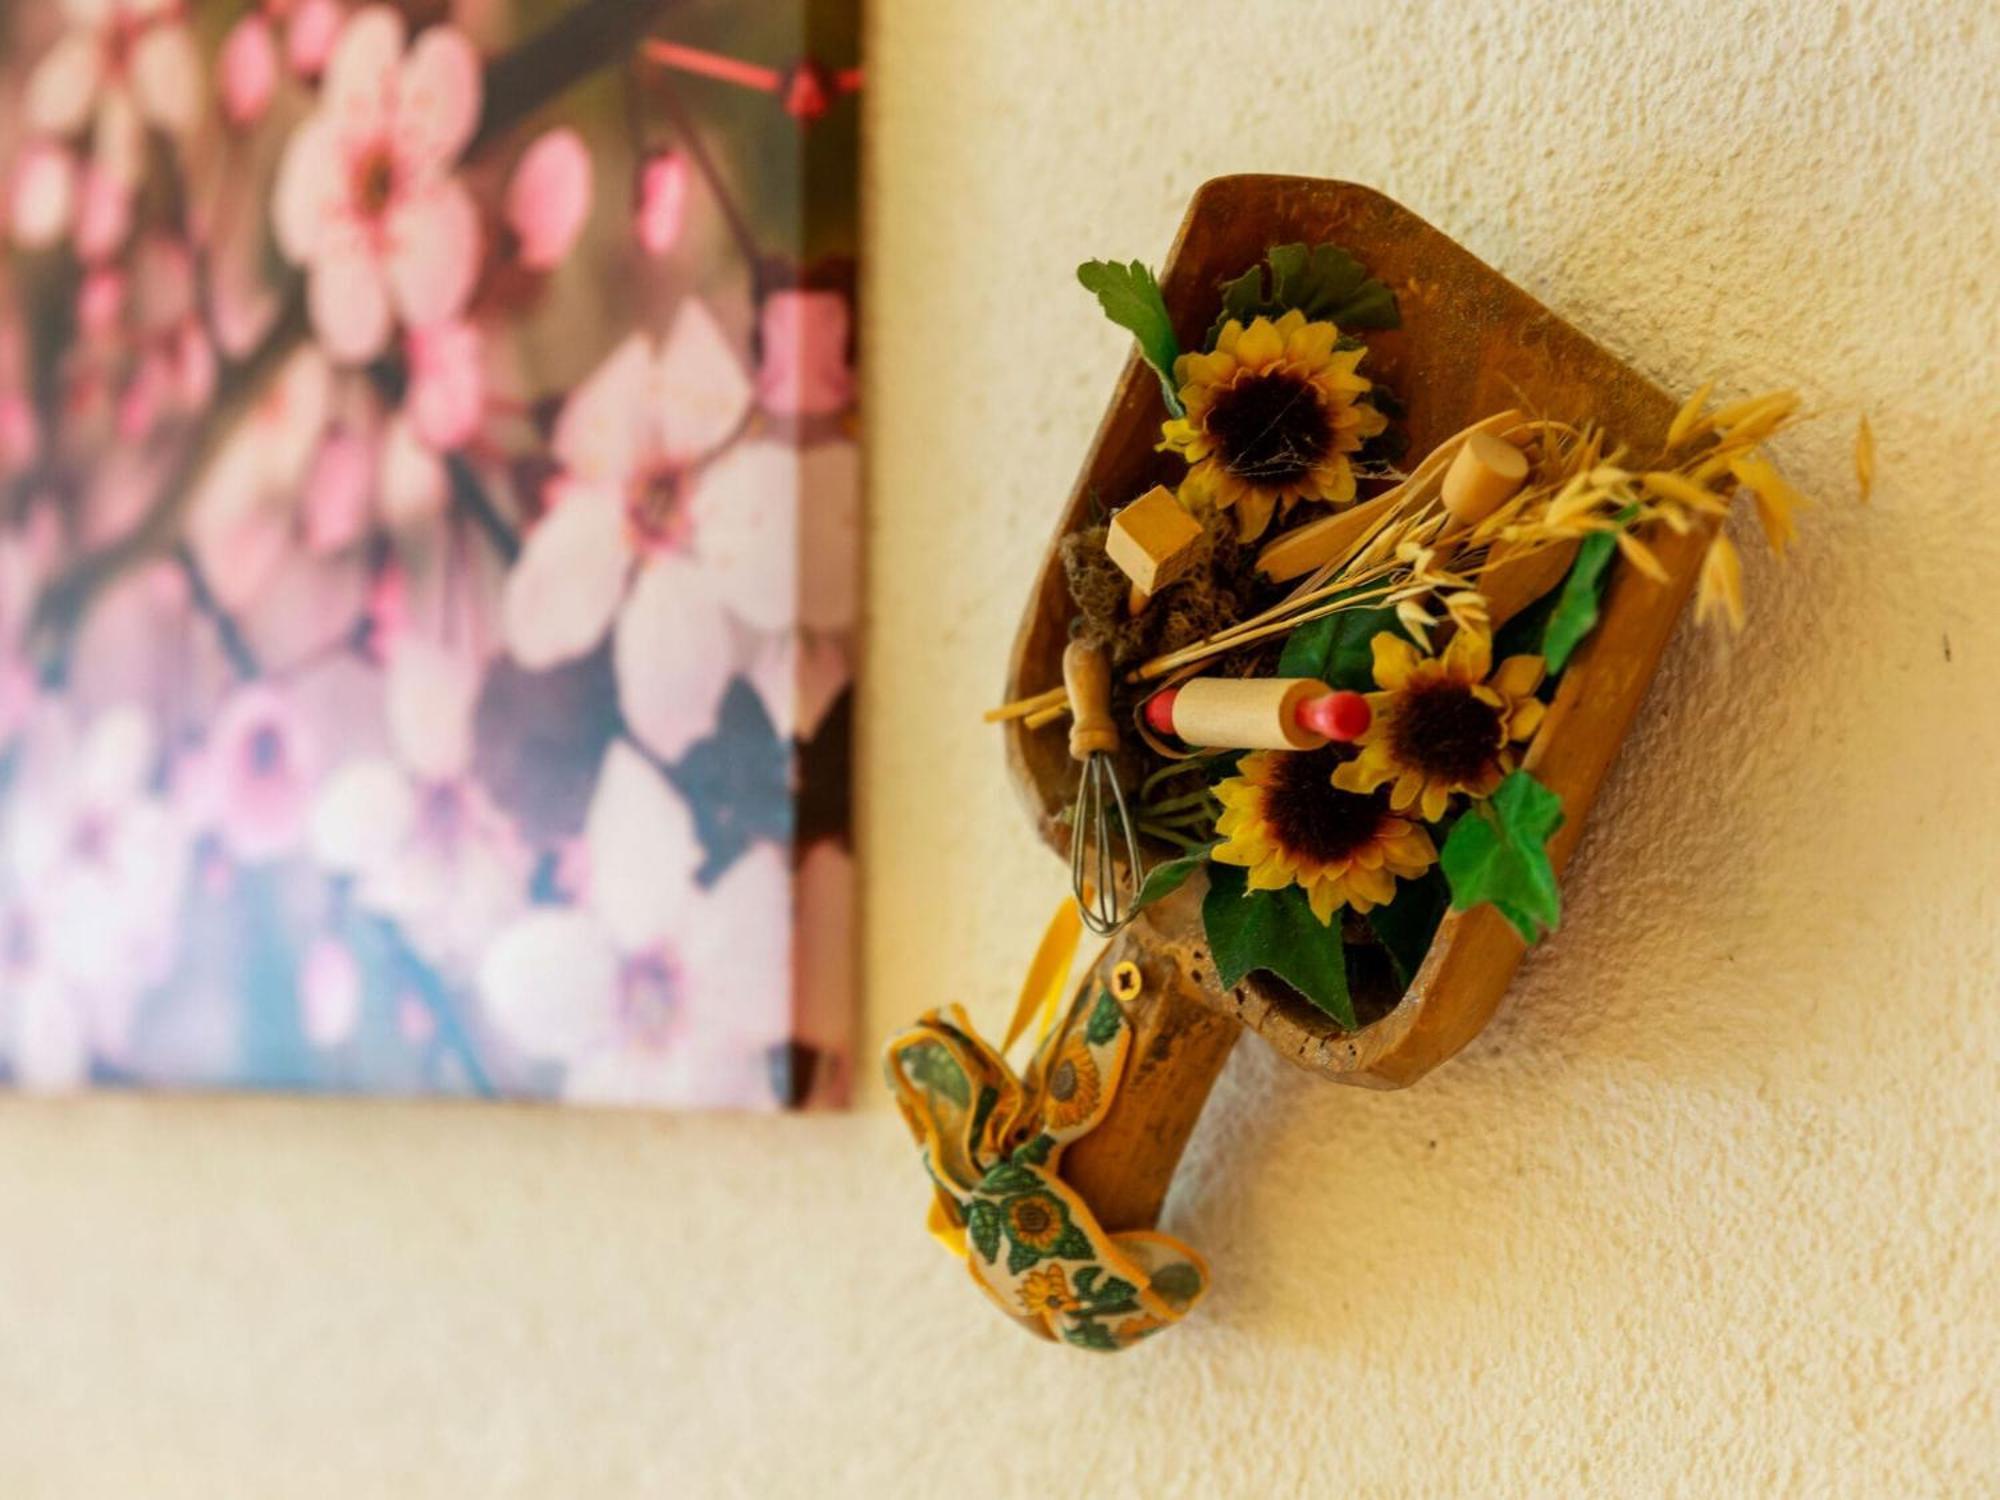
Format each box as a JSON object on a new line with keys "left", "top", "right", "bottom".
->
{"left": 273, "top": 6, "right": 484, "bottom": 364}
{"left": 506, "top": 128, "right": 593, "bottom": 272}
{"left": 757, "top": 289, "right": 855, "bottom": 417}
{"left": 25, "top": 0, "right": 203, "bottom": 190}
{"left": 192, "top": 684, "right": 321, "bottom": 862}
{"left": 0, "top": 325, "right": 40, "bottom": 474}
{"left": 302, "top": 425, "right": 376, "bottom": 553}
{"left": 10, "top": 143, "right": 78, "bottom": 249}
{"left": 220, "top": 12, "right": 280, "bottom": 126}
{"left": 0, "top": 523, "right": 55, "bottom": 743}
{"left": 286, "top": 0, "right": 341, "bottom": 79}
{"left": 312, "top": 641, "right": 527, "bottom": 969}
{"left": 299, "top": 934, "right": 363, "bottom": 1046}
{"left": 501, "top": 299, "right": 792, "bottom": 760}
{"left": 76, "top": 266, "right": 124, "bottom": 337}
{"left": 0, "top": 395, "right": 37, "bottom": 476}
{"left": 72, "top": 161, "right": 132, "bottom": 262}
{"left": 405, "top": 318, "right": 483, "bottom": 450}
{"left": 478, "top": 742, "right": 789, "bottom": 1109}
{"left": 634, "top": 151, "right": 689, "bottom": 257}
{"left": 186, "top": 346, "right": 330, "bottom": 610}
{"left": 1, "top": 708, "right": 189, "bottom": 1069}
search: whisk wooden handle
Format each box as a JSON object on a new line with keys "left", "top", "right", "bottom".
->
{"left": 1063, "top": 639, "right": 1119, "bottom": 760}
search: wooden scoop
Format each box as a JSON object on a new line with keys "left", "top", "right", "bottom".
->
{"left": 1003, "top": 177, "right": 1712, "bottom": 1236}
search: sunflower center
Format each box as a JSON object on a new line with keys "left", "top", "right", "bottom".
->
{"left": 1048, "top": 1059, "right": 1077, "bottom": 1102}
{"left": 1391, "top": 681, "right": 1503, "bottom": 785}
{"left": 1008, "top": 1195, "right": 1058, "bottom": 1241}
{"left": 352, "top": 144, "right": 399, "bottom": 221}
{"left": 1207, "top": 369, "right": 1333, "bottom": 484}
{"left": 1262, "top": 746, "right": 1387, "bottom": 864}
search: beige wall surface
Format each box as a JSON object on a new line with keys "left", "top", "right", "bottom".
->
{"left": 4, "top": 1, "right": 1998, "bottom": 1494}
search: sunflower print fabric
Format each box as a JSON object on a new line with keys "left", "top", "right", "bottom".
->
{"left": 885, "top": 941, "right": 1210, "bottom": 1353}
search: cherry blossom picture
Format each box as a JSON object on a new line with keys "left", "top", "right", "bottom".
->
{"left": 0, "top": 0, "right": 861, "bottom": 1108}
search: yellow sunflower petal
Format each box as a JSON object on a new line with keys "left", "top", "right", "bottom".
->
{"left": 1285, "top": 318, "right": 1337, "bottom": 364}
{"left": 1509, "top": 698, "right": 1547, "bottom": 742}
{"left": 1491, "top": 654, "right": 1547, "bottom": 700}
{"left": 1370, "top": 633, "right": 1421, "bottom": 690}
{"left": 1234, "top": 317, "right": 1284, "bottom": 368}
{"left": 1443, "top": 626, "right": 1492, "bottom": 683}
{"left": 1420, "top": 782, "right": 1452, "bottom": 822}
{"left": 1331, "top": 757, "right": 1386, "bottom": 795}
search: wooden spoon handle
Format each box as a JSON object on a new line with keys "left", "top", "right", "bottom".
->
{"left": 1063, "top": 638, "right": 1120, "bottom": 761}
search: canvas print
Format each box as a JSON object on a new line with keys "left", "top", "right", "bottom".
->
{"left": 0, "top": 0, "right": 861, "bottom": 1108}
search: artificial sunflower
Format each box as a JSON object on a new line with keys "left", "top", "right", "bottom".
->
{"left": 1333, "top": 630, "right": 1546, "bottom": 820}
{"left": 1039, "top": 1033, "right": 1103, "bottom": 1132}
{"left": 1016, "top": 1264, "right": 1079, "bottom": 1317}
{"left": 1159, "top": 309, "right": 1388, "bottom": 541}
{"left": 1212, "top": 746, "right": 1439, "bottom": 923}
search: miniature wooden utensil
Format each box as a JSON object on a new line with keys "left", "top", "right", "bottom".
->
{"left": 1003, "top": 177, "right": 1707, "bottom": 1246}
{"left": 1062, "top": 637, "right": 1146, "bottom": 936}
{"left": 1144, "top": 677, "right": 1371, "bottom": 750}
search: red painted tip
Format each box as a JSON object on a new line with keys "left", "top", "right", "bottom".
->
{"left": 1296, "top": 690, "right": 1370, "bottom": 743}
{"left": 1143, "top": 687, "right": 1182, "bottom": 736}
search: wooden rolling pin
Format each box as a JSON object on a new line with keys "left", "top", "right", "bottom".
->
{"left": 1144, "top": 677, "right": 1371, "bottom": 750}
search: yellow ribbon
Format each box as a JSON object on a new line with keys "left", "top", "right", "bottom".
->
{"left": 884, "top": 900, "right": 1210, "bottom": 1352}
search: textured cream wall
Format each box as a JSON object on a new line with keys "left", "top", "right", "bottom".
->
{"left": 4, "top": 1, "right": 1998, "bottom": 1494}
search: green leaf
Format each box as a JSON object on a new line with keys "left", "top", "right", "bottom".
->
{"left": 1439, "top": 770, "right": 1566, "bottom": 943}
{"left": 977, "top": 1161, "right": 1040, "bottom": 1197}
{"left": 1131, "top": 848, "right": 1212, "bottom": 914}
{"left": 1092, "top": 1275, "right": 1138, "bottom": 1305}
{"left": 1200, "top": 864, "right": 1356, "bottom": 1028}
{"left": 1011, "top": 1132, "right": 1054, "bottom": 1167}
{"left": 1204, "top": 242, "right": 1400, "bottom": 346}
{"left": 1006, "top": 1239, "right": 1042, "bottom": 1275}
{"left": 1077, "top": 259, "right": 1185, "bottom": 417}
{"left": 1277, "top": 597, "right": 1403, "bottom": 689}
{"left": 1063, "top": 1320, "right": 1121, "bottom": 1352}
{"left": 1366, "top": 867, "right": 1449, "bottom": 987}
{"left": 966, "top": 1200, "right": 1001, "bottom": 1264}
{"left": 1540, "top": 504, "right": 1640, "bottom": 674}
{"left": 1540, "top": 530, "right": 1619, "bottom": 674}
{"left": 1050, "top": 1224, "right": 1096, "bottom": 1261}
{"left": 1084, "top": 990, "right": 1123, "bottom": 1046}
{"left": 899, "top": 1040, "right": 970, "bottom": 1108}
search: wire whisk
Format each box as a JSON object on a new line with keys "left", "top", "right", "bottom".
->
{"left": 1062, "top": 637, "right": 1147, "bottom": 936}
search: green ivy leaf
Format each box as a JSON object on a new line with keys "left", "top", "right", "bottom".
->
{"left": 1366, "top": 867, "right": 1450, "bottom": 987}
{"left": 1277, "top": 596, "right": 1403, "bottom": 689}
{"left": 1077, "top": 259, "right": 1185, "bottom": 417}
{"left": 1200, "top": 864, "right": 1355, "bottom": 1028}
{"left": 1131, "top": 847, "right": 1213, "bottom": 914}
{"left": 1205, "top": 242, "right": 1400, "bottom": 347}
{"left": 1439, "top": 771, "right": 1566, "bottom": 943}
{"left": 1092, "top": 1275, "right": 1138, "bottom": 1305}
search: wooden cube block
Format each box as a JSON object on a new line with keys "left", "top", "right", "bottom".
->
{"left": 1104, "top": 485, "right": 1204, "bottom": 595}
